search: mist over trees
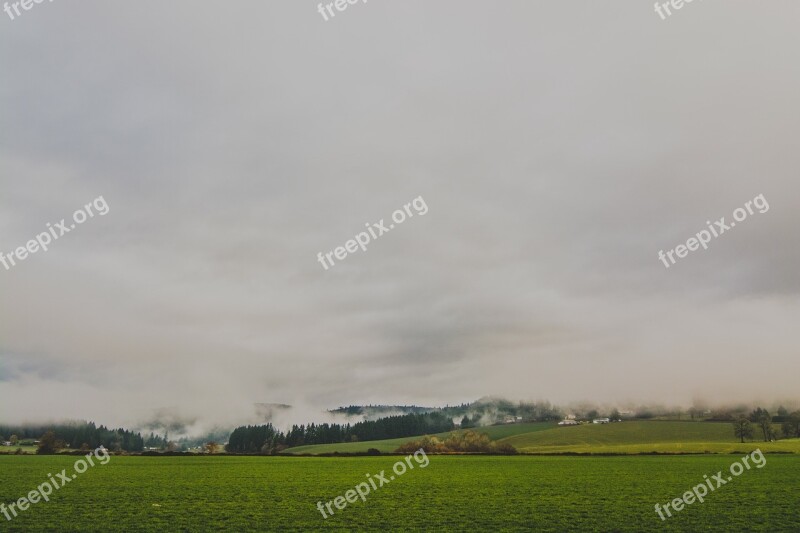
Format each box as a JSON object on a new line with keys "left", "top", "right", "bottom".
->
{"left": 437, "top": 398, "right": 562, "bottom": 426}
{"left": 330, "top": 405, "right": 435, "bottom": 419}
{"left": 0, "top": 422, "right": 146, "bottom": 452}
{"left": 4, "top": 398, "right": 799, "bottom": 454}
{"left": 781, "top": 412, "right": 800, "bottom": 438}
{"left": 226, "top": 412, "right": 455, "bottom": 453}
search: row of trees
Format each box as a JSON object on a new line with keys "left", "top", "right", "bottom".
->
{"left": 331, "top": 405, "right": 433, "bottom": 417}
{"left": 451, "top": 399, "right": 562, "bottom": 427}
{"left": 732, "top": 408, "right": 800, "bottom": 443}
{"left": 226, "top": 412, "right": 455, "bottom": 453}
{"left": 1, "top": 423, "right": 153, "bottom": 453}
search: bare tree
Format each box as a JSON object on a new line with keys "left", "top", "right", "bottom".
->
{"left": 733, "top": 416, "right": 754, "bottom": 443}
{"left": 750, "top": 408, "right": 773, "bottom": 442}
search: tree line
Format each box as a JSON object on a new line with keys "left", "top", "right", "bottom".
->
{"left": 0, "top": 422, "right": 148, "bottom": 452}
{"left": 226, "top": 412, "right": 455, "bottom": 453}
{"left": 732, "top": 407, "right": 800, "bottom": 443}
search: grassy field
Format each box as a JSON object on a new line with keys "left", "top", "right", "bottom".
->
{"left": 0, "top": 446, "right": 39, "bottom": 454}
{"left": 499, "top": 421, "right": 800, "bottom": 454}
{"left": 285, "top": 420, "right": 800, "bottom": 455}
{"left": 285, "top": 422, "right": 556, "bottom": 454}
{"left": 1, "top": 454, "right": 797, "bottom": 531}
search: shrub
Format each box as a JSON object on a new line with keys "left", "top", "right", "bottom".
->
{"left": 396, "top": 431, "right": 517, "bottom": 454}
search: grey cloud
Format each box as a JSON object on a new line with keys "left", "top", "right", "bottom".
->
{"left": 1, "top": 1, "right": 798, "bottom": 429}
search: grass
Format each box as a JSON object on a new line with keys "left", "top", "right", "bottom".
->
{"left": 285, "top": 420, "right": 800, "bottom": 455}
{"left": 499, "top": 421, "right": 800, "bottom": 454}
{"left": 0, "top": 454, "right": 797, "bottom": 531}
{"left": 285, "top": 422, "right": 556, "bottom": 454}
{"left": 0, "top": 446, "right": 39, "bottom": 454}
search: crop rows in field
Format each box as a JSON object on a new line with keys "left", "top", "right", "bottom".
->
{"left": 1, "top": 455, "right": 798, "bottom": 531}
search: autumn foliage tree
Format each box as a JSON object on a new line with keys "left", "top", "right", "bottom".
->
{"left": 204, "top": 441, "right": 219, "bottom": 454}
{"left": 396, "top": 430, "right": 517, "bottom": 454}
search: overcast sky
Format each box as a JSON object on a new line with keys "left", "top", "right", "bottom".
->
{"left": 1, "top": 1, "right": 799, "bottom": 430}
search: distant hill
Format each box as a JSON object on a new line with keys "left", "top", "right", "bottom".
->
{"left": 330, "top": 398, "right": 562, "bottom": 426}
{"left": 330, "top": 405, "right": 437, "bottom": 420}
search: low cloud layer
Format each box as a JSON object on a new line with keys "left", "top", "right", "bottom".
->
{"left": 1, "top": 1, "right": 798, "bottom": 429}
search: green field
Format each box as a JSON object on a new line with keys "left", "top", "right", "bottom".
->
{"left": 499, "top": 421, "right": 800, "bottom": 454}
{"left": 0, "top": 446, "right": 39, "bottom": 454}
{"left": 285, "top": 422, "right": 557, "bottom": 454}
{"left": 285, "top": 420, "right": 800, "bottom": 455}
{"left": 1, "top": 455, "right": 797, "bottom": 531}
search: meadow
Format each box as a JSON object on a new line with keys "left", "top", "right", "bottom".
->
{"left": 285, "top": 421, "right": 556, "bottom": 454}
{"left": 0, "top": 446, "right": 38, "bottom": 454}
{"left": 499, "top": 421, "right": 800, "bottom": 454}
{"left": 284, "top": 420, "right": 800, "bottom": 455}
{"left": 1, "top": 454, "right": 798, "bottom": 531}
